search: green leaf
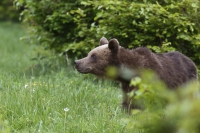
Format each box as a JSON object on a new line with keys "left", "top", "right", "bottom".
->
{"left": 130, "top": 77, "right": 141, "bottom": 86}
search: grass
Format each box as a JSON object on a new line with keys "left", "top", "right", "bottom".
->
{"left": 1, "top": 22, "right": 200, "bottom": 133}
{"left": 0, "top": 22, "right": 130, "bottom": 132}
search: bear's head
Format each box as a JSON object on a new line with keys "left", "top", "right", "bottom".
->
{"left": 74, "top": 37, "right": 120, "bottom": 77}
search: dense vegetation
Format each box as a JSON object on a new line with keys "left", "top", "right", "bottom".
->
{"left": 15, "top": 0, "right": 200, "bottom": 69}
{"left": 128, "top": 71, "right": 200, "bottom": 133}
{"left": 0, "top": 0, "right": 21, "bottom": 22}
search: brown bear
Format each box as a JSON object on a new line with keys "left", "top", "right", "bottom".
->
{"left": 74, "top": 37, "right": 198, "bottom": 110}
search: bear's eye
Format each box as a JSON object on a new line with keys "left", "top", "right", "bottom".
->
{"left": 91, "top": 54, "right": 96, "bottom": 59}
{"left": 90, "top": 54, "right": 97, "bottom": 62}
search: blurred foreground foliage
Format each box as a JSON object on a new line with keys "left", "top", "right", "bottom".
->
{"left": 15, "top": 0, "right": 200, "bottom": 68}
{"left": 124, "top": 70, "right": 200, "bottom": 133}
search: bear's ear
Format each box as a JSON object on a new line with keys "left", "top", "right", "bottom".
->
{"left": 108, "top": 39, "right": 119, "bottom": 53}
{"left": 99, "top": 37, "right": 108, "bottom": 46}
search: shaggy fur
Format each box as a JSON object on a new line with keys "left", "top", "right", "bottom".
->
{"left": 74, "top": 37, "right": 198, "bottom": 110}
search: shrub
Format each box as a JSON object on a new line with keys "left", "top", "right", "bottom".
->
{"left": 0, "top": 0, "right": 21, "bottom": 22}
{"left": 16, "top": 0, "right": 200, "bottom": 68}
{"left": 125, "top": 70, "right": 200, "bottom": 133}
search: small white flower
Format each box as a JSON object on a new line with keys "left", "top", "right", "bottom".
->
{"left": 24, "top": 84, "right": 28, "bottom": 89}
{"left": 64, "top": 108, "right": 69, "bottom": 112}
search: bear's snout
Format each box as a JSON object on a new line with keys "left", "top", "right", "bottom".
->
{"left": 74, "top": 60, "right": 78, "bottom": 66}
{"left": 74, "top": 59, "right": 93, "bottom": 74}
{"left": 74, "top": 60, "right": 80, "bottom": 69}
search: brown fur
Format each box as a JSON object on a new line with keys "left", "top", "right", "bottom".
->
{"left": 74, "top": 37, "right": 198, "bottom": 110}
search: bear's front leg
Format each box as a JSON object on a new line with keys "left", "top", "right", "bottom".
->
{"left": 121, "top": 83, "right": 141, "bottom": 113}
{"left": 121, "top": 91, "right": 137, "bottom": 112}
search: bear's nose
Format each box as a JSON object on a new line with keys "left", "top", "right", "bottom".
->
{"left": 74, "top": 60, "right": 78, "bottom": 66}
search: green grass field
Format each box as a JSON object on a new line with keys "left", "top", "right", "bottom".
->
{"left": 2, "top": 22, "right": 200, "bottom": 133}
{"left": 0, "top": 22, "right": 131, "bottom": 132}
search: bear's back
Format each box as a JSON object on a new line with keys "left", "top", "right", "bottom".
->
{"left": 153, "top": 51, "right": 197, "bottom": 88}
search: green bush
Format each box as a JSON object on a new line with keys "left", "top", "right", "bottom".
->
{"left": 0, "top": 0, "right": 21, "bottom": 22}
{"left": 16, "top": 0, "right": 200, "bottom": 67}
{"left": 124, "top": 70, "right": 200, "bottom": 133}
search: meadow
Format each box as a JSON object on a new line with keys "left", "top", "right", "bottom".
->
{"left": 0, "top": 22, "right": 130, "bottom": 132}
{"left": 1, "top": 22, "right": 200, "bottom": 133}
